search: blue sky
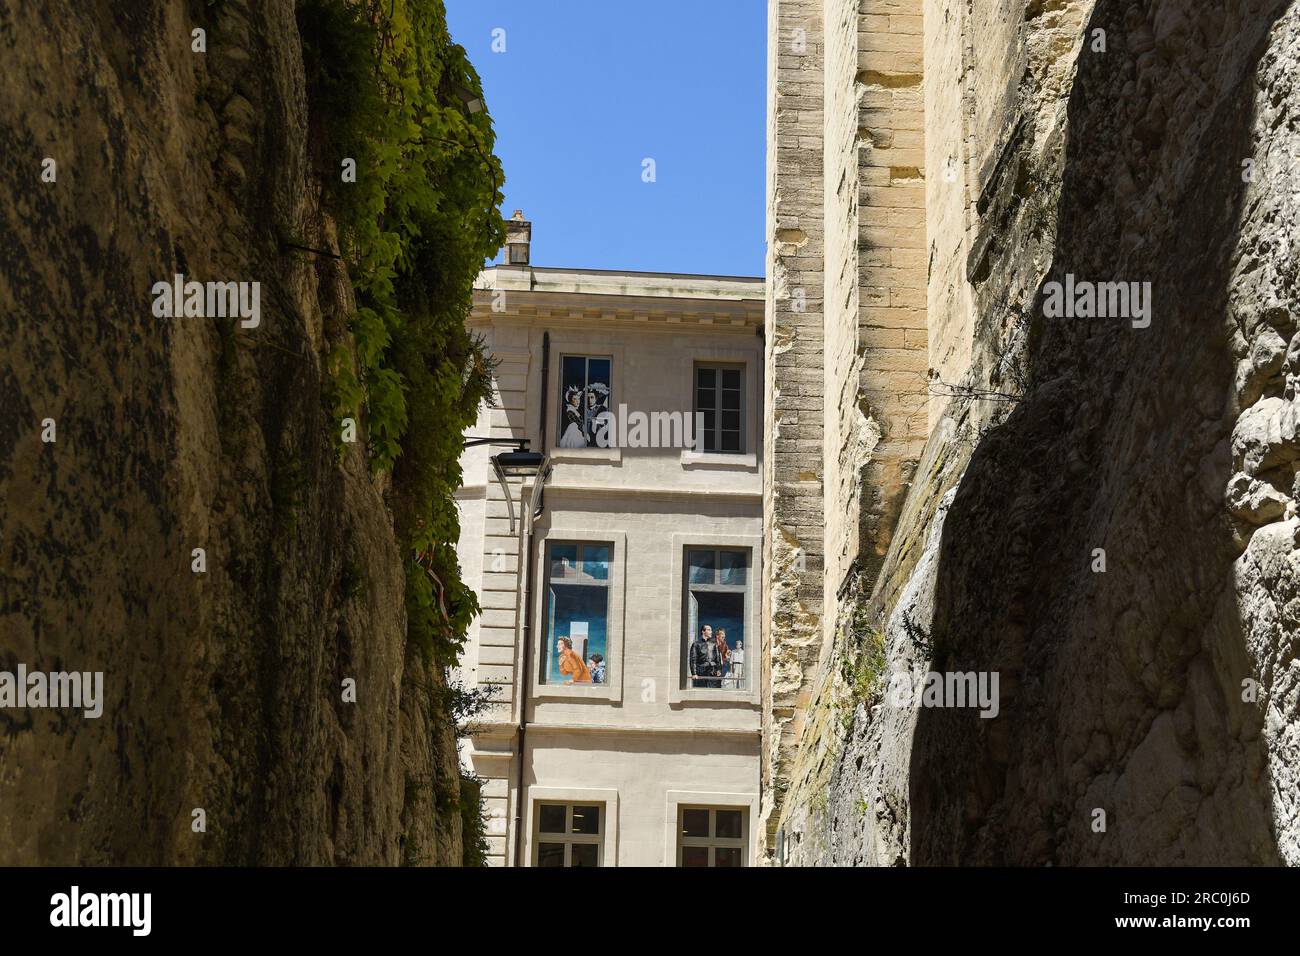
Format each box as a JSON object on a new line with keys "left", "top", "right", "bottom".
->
{"left": 446, "top": 0, "right": 766, "bottom": 277}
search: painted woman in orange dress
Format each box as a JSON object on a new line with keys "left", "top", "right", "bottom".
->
{"left": 556, "top": 637, "right": 592, "bottom": 683}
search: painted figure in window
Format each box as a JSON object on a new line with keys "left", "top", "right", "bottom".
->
{"left": 715, "top": 627, "right": 732, "bottom": 687}
{"left": 556, "top": 636, "right": 592, "bottom": 683}
{"left": 588, "top": 653, "right": 605, "bottom": 684}
{"left": 585, "top": 382, "right": 611, "bottom": 447}
{"left": 689, "top": 624, "right": 723, "bottom": 688}
{"left": 559, "top": 386, "right": 587, "bottom": 448}
{"left": 730, "top": 640, "right": 745, "bottom": 689}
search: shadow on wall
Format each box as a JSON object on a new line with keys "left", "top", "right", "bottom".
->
{"left": 907, "top": 0, "right": 1291, "bottom": 864}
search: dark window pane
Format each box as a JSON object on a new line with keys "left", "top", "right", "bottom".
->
{"left": 697, "top": 387, "right": 716, "bottom": 413}
{"left": 721, "top": 369, "right": 741, "bottom": 390}
{"left": 538, "top": 804, "right": 566, "bottom": 834}
{"left": 561, "top": 356, "right": 586, "bottom": 385}
{"left": 537, "top": 843, "right": 566, "bottom": 867}
{"left": 559, "top": 357, "right": 587, "bottom": 438}
{"left": 721, "top": 389, "right": 741, "bottom": 411}
{"left": 680, "top": 846, "right": 709, "bottom": 867}
{"left": 582, "top": 545, "right": 609, "bottom": 581}
{"left": 587, "top": 358, "right": 611, "bottom": 388}
{"left": 721, "top": 430, "right": 741, "bottom": 452}
{"left": 681, "top": 808, "right": 710, "bottom": 837}
{"left": 571, "top": 805, "right": 600, "bottom": 835}
{"left": 716, "top": 810, "right": 743, "bottom": 839}
{"left": 719, "top": 552, "right": 747, "bottom": 586}
{"left": 570, "top": 843, "right": 599, "bottom": 867}
{"left": 696, "top": 367, "right": 716, "bottom": 389}
{"left": 714, "top": 847, "right": 743, "bottom": 867}
{"left": 687, "top": 551, "right": 716, "bottom": 585}
{"left": 721, "top": 410, "right": 740, "bottom": 431}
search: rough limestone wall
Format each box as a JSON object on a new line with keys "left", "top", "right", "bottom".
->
{"left": 762, "top": 0, "right": 827, "bottom": 857}
{"left": 785, "top": 0, "right": 1300, "bottom": 865}
{"left": 1227, "top": 6, "right": 1300, "bottom": 862}
{"left": 0, "top": 0, "right": 462, "bottom": 865}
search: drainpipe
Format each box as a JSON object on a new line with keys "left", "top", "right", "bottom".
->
{"left": 513, "top": 332, "right": 550, "bottom": 866}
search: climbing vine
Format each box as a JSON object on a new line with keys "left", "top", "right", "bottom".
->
{"left": 299, "top": 0, "right": 503, "bottom": 665}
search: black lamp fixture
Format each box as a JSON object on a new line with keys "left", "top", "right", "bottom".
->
{"left": 463, "top": 436, "right": 549, "bottom": 533}
{"left": 493, "top": 448, "right": 546, "bottom": 477}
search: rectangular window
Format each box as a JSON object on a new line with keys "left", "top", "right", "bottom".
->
{"left": 694, "top": 364, "right": 745, "bottom": 453}
{"left": 683, "top": 548, "right": 749, "bottom": 690}
{"left": 558, "top": 355, "right": 612, "bottom": 449}
{"left": 534, "top": 803, "right": 604, "bottom": 867}
{"left": 542, "top": 541, "right": 611, "bottom": 686}
{"left": 676, "top": 806, "right": 747, "bottom": 867}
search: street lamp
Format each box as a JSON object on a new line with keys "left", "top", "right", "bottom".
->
{"left": 461, "top": 434, "right": 551, "bottom": 867}
{"left": 463, "top": 437, "right": 547, "bottom": 535}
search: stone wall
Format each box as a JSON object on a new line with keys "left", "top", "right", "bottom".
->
{"left": 762, "top": 0, "right": 827, "bottom": 857}
{"left": 777, "top": 0, "right": 1300, "bottom": 866}
{"left": 847, "top": 0, "right": 929, "bottom": 610}
{"left": 763, "top": 0, "right": 929, "bottom": 860}
{"left": 0, "top": 0, "right": 466, "bottom": 865}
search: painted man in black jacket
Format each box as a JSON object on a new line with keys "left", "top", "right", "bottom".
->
{"left": 689, "top": 624, "right": 722, "bottom": 688}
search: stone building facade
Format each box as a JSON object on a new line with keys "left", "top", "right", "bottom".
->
{"left": 455, "top": 216, "right": 767, "bottom": 865}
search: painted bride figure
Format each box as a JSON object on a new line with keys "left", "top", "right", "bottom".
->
{"left": 559, "top": 385, "right": 587, "bottom": 448}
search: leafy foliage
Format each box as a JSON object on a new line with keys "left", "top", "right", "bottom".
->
{"left": 299, "top": 0, "right": 504, "bottom": 665}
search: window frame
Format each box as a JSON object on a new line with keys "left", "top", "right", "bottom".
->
{"left": 539, "top": 539, "right": 613, "bottom": 687}
{"left": 675, "top": 806, "right": 748, "bottom": 867}
{"left": 532, "top": 801, "right": 605, "bottom": 868}
{"left": 556, "top": 353, "right": 615, "bottom": 450}
{"left": 679, "top": 348, "right": 758, "bottom": 470}
{"left": 668, "top": 532, "right": 761, "bottom": 704}
{"left": 525, "top": 786, "right": 619, "bottom": 867}
{"left": 663, "top": 790, "right": 757, "bottom": 868}
{"left": 681, "top": 548, "right": 754, "bottom": 691}
{"left": 693, "top": 362, "right": 747, "bottom": 454}
{"left": 546, "top": 338, "right": 624, "bottom": 464}
{"left": 529, "top": 530, "right": 626, "bottom": 703}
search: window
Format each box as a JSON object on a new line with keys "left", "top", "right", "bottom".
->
{"left": 534, "top": 803, "right": 604, "bottom": 867}
{"left": 558, "top": 355, "right": 612, "bottom": 449}
{"left": 677, "top": 806, "right": 746, "bottom": 867}
{"left": 683, "top": 548, "right": 749, "bottom": 690}
{"left": 694, "top": 365, "right": 744, "bottom": 453}
{"left": 542, "top": 542, "right": 611, "bottom": 685}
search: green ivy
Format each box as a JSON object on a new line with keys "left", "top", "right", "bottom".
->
{"left": 299, "top": 0, "right": 504, "bottom": 665}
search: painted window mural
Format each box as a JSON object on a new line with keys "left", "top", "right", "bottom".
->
{"left": 683, "top": 548, "right": 749, "bottom": 690}
{"left": 543, "top": 541, "right": 611, "bottom": 685}
{"left": 557, "top": 355, "right": 612, "bottom": 448}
